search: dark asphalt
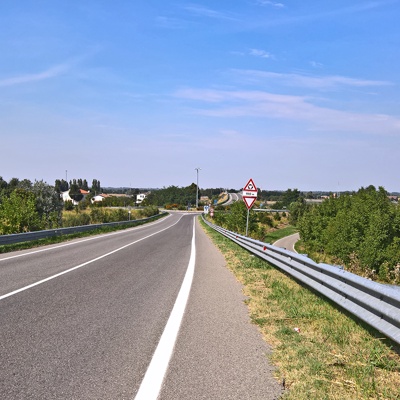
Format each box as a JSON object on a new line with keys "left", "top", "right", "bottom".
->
{"left": 0, "top": 214, "right": 283, "bottom": 399}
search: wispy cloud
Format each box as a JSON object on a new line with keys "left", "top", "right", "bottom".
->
{"left": 249, "top": 49, "right": 275, "bottom": 59}
{"left": 155, "top": 16, "right": 187, "bottom": 29}
{"left": 257, "top": 1, "right": 285, "bottom": 8}
{"left": 0, "top": 64, "right": 70, "bottom": 87}
{"left": 231, "top": 69, "right": 392, "bottom": 89}
{"left": 310, "top": 61, "right": 323, "bottom": 69}
{"left": 175, "top": 87, "right": 400, "bottom": 135}
{"left": 183, "top": 4, "right": 238, "bottom": 21}
{"left": 249, "top": 1, "right": 396, "bottom": 29}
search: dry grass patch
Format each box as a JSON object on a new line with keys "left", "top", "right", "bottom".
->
{"left": 201, "top": 219, "right": 400, "bottom": 399}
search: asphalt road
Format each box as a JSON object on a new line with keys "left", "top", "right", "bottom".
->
{"left": 0, "top": 213, "right": 283, "bottom": 399}
{"left": 225, "top": 192, "right": 241, "bottom": 205}
{"left": 273, "top": 233, "right": 300, "bottom": 253}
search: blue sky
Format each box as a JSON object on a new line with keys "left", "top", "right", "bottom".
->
{"left": 1, "top": 1, "right": 399, "bottom": 192}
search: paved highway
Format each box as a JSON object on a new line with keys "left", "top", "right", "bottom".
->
{"left": 225, "top": 192, "right": 241, "bottom": 205}
{"left": 0, "top": 213, "right": 282, "bottom": 399}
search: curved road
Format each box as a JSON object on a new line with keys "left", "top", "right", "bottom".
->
{"left": 273, "top": 232, "right": 300, "bottom": 253}
{"left": 224, "top": 192, "right": 241, "bottom": 206}
{"left": 0, "top": 213, "right": 282, "bottom": 399}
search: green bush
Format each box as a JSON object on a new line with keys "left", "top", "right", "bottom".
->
{"left": 297, "top": 186, "right": 400, "bottom": 283}
{"left": 138, "top": 206, "right": 159, "bottom": 218}
{"left": 62, "top": 212, "right": 90, "bottom": 227}
{"left": 64, "top": 200, "right": 74, "bottom": 211}
{"left": 257, "top": 212, "right": 274, "bottom": 227}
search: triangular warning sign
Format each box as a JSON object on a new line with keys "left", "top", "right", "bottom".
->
{"left": 243, "top": 178, "right": 257, "bottom": 192}
{"left": 243, "top": 196, "right": 257, "bottom": 209}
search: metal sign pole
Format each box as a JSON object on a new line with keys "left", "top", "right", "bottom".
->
{"left": 246, "top": 208, "right": 249, "bottom": 236}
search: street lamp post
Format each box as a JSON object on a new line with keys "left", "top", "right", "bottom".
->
{"left": 195, "top": 167, "right": 201, "bottom": 209}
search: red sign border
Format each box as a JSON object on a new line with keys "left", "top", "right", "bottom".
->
{"left": 243, "top": 196, "right": 257, "bottom": 210}
{"left": 243, "top": 178, "right": 257, "bottom": 193}
{"left": 242, "top": 178, "right": 258, "bottom": 210}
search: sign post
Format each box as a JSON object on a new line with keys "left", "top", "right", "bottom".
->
{"left": 242, "top": 178, "right": 258, "bottom": 236}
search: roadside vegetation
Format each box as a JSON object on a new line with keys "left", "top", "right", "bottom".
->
{"left": 210, "top": 200, "right": 295, "bottom": 243}
{"left": 200, "top": 218, "right": 400, "bottom": 399}
{"left": 292, "top": 186, "right": 400, "bottom": 284}
{"left": 0, "top": 176, "right": 159, "bottom": 235}
{"left": 0, "top": 176, "right": 162, "bottom": 253}
{"left": 142, "top": 184, "right": 227, "bottom": 209}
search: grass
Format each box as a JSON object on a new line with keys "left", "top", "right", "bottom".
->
{"left": 200, "top": 217, "right": 400, "bottom": 399}
{"left": 264, "top": 226, "right": 298, "bottom": 243}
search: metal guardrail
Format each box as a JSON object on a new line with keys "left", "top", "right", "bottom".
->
{"left": 253, "top": 209, "right": 289, "bottom": 213}
{"left": 202, "top": 216, "right": 400, "bottom": 346}
{"left": 0, "top": 213, "right": 167, "bottom": 246}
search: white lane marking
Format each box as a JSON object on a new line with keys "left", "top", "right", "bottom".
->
{"left": 0, "top": 215, "right": 183, "bottom": 302}
{"left": 134, "top": 219, "right": 196, "bottom": 400}
{"left": 0, "top": 213, "right": 173, "bottom": 262}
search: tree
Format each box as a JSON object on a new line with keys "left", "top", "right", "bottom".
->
{"left": 225, "top": 201, "right": 257, "bottom": 235}
{"left": 55, "top": 179, "right": 69, "bottom": 193}
{"left": 31, "top": 180, "right": 63, "bottom": 228}
{"left": 0, "top": 189, "right": 41, "bottom": 234}
{"left": 69, "top": 181, "right": 83, "bottom": 202}
{"left": 289, "top": 197, "right": 309, "bottom": 225}
{"left": 0, "top": 176, "right": 7, "bottom": 191}
{"left": 282, "top": 188, "right": 302, "bottom": 207}
{"left": 91, "top": 179, "right": 101, "bottom": 194}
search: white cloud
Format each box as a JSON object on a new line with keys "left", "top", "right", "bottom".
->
{"left": 0, "top": 64, "right": 70, "bottom": 87}
{"left": 249, "top": 49, "right": 275, "bottom": 59}
{"left": 183, "top": 4, "right": 237, "bottom": 21}
{"left": 257, "top": 1, "right": 285, "bottom": 8}
{"left": 175, "top": 87, "right": 400, "bottom": 135}
{"left": 310, "top": 61, "right": 323, "bottom": 69}
{"left": 231, "top": 69, "right": 392, "bottom": 89}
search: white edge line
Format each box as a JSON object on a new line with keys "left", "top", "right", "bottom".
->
{"left": 134, "top": 218, "right": 196, "bottom": 400}
{"left": 0, "top": 215, "right": 183, "bottom": 302}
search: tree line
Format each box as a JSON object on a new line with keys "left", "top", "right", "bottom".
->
{"left": 143, "top": 183, "right": 201, "bottom": 208}
{"left": 54, "top": 178, "right": 101, "bottom": 195}
{"left": 293, "top": 185, "right": 400, "bottom": 283}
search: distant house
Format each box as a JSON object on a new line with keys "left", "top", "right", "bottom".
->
{"left": 91, "top": 194, "right": 109, "bottom": 204}
{"left": 61, "top": 189, "right": 90, "bottom": 206}
{"left": 136, "top": 193, "right": 148, "bottom": 204}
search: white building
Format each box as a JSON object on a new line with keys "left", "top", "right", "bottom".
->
{"left": 61, "top": 189, "right": 90, "bottom": 206}
{"left": 91, "top": 194, "right": 109, "bottom": 204}
{"left": 136, "top": 193, "right": 147, "bottom": 204}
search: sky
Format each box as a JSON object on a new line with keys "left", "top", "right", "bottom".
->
{"left": 1, "top": 1, "right": 399, "bottom": 192}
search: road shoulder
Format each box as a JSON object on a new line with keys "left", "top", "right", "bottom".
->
{"left": 159, "top": 218, "right": 283, "bottom": 399}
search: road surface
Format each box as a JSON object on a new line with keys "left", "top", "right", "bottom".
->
{"left": 273, "top": 232, "right": 300, "bottom": 253}
{"left": 0, "top": 213, "right": 283, "bottom": 399}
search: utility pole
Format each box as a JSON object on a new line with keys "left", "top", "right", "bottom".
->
{"left": 195, "top": 167, "right": 201, "bottom": 209}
